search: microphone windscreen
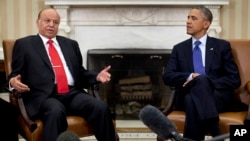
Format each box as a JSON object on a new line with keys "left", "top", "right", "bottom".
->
{"left": 139, "top": 104, "right": 177, "bottom": 140}
{"left": 57, "top": 130, "right": 80, "bottom": 141}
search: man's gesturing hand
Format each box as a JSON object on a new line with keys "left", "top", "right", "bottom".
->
{"left": 10, "top": 74, "right": 30, "bottom": 92}
{"left": 96, "top": 65, "right": 112, "bottom": 83}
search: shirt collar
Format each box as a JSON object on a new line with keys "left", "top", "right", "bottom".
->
{"left": 38, "top": 34, "right": 58, "bottom": 46}
{"left": 192, "top": 34, "right": 208, "bottom": 47}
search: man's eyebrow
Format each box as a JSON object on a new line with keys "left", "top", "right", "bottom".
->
{"left": 188, "top": 15, "right": 198, "bottom": 19}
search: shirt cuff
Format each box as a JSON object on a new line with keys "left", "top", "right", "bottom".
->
{"left": 8, "top": 82, "right": 15, "bottom": 92}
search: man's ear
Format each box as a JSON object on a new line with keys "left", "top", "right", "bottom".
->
{"left": 36, "top": 19, "right": 39, "bottom": 27}
{"left": 204, "top": 21, "right": 211, "bottom": 29}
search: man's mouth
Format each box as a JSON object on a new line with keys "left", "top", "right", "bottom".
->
{"left": 47, "top": 29, "right": 54, "bottom": 32}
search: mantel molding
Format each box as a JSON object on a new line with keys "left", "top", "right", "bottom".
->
{"left": 45, "top": 0, "right": 229, "bottom": 6}
{"left": 44, "top": 0, "right": 228, "bottom": 64}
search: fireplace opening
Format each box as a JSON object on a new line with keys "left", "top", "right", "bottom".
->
{"left": 87, "top": 49, "right": 172, "bottom": 120}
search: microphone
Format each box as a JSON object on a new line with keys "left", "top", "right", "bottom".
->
{"left": 139, "top": 104, "right": 193, "bottom": 141}
{"left": 139, "top": 105, "right": 229, "bottom": 141}
{"left": 57, "top": 130, "right": 80, "bottom": 141}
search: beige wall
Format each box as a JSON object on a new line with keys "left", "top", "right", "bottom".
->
{"left": 0, "top": 0, "right": 46, "bottom": 42}
{"left": 221, "top": 0, "right": 250, "bottom": 39}
{"left": 0, "top": 0, "right": 250, "bottom": 43}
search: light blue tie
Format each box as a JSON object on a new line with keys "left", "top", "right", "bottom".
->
{"left": 193, "top": 41, "right": 205, "bottom": 74}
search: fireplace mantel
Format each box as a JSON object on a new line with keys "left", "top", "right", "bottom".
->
{"left": 45, "top": 0, "right": 229, "bottom": 6}
{"left": 45, "top": 0, "right": 229, "bottom": 66}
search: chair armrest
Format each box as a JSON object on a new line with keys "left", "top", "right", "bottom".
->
{"left": 11, "top": 83, "right": 99, "bottom": 133}
{"left": 244, "top": 97, "right": 250, "bottom": 126}
{"left": 245, "top": 81, "right": 250, "bottom": 120}
{"left": 11, "top": 91, "right": 37, "bottom": 132}
{"left": 162, "top": 89, "right": 175, "bottom": 116}
{"left": 247, "top": 81, "right": 250, "bottom": 93}
{"left": 88, "top": 84, "right": 117, "bottom": 120}
{"left": 89, "top": 84, "right": 101, "bottom": 100}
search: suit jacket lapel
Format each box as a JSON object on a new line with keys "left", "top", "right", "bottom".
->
{"left": 186, "top": 38, "right": 194, "bottom": 72}
{"left": 57, "top": 38, "right": 74, "bottom": 74}
{"left": 205, "top": 37, "right": 215, "bottom": 74}
{"left": 32, "top": 35, "right": 53, "bottom": 71}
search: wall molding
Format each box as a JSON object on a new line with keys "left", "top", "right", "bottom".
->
{"left": 45, "top": 0, "right": 229, "bottom": 6}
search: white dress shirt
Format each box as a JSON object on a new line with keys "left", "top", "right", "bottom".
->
{"left": 39, "top": 34, "right": 74, "bottom": 86}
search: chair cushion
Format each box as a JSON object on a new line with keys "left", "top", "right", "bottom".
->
{"left": 18, "top": 116, "right": 94, "bottom": 141}
{"left": 167, "top": 110, "right": 247, "bottom": 134}
{"left": 167, "top": 111, "right": 186, "bottom": 133}
{"left": 67, "top": 116, "right": 93, "bottom": 137}
{"left": 219, "top": 111, "right": 246, "bottom": 133}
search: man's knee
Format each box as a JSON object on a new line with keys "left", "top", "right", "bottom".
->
{"left": 95, "top": 100, "right": 110, "bottom": 113}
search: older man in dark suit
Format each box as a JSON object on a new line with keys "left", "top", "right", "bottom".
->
{"left": 8, "top": 8, "right": 116, "bottom": 141}
{"left": 162, "top": 6, "right": 241, "bottom": 140}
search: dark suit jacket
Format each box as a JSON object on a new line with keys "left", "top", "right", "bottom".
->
{"left": 8, "top": 35, "right": 98, "bottom": 117}
{"left": 162, "top": 36, "right": 241, "bottom": 111}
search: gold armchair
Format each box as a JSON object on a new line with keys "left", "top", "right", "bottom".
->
{"left": 3, "top": 39, "right": 118, "bottom": 141}
{"left": 158, "top": 39, "right": 250, "bottom": 140}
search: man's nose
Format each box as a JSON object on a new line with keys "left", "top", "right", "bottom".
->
{"left": 48, "top": 21, "right": 55, "bottom": 26}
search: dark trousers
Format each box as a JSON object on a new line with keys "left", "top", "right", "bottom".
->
{"left": 183, "top": 75, "right": 220, "bottom": 140}
{"left": 36, "top": 88, "right": 116, "bottom": 141}
{"left": 0, "top": 98, "right": 19, "bottom": 141}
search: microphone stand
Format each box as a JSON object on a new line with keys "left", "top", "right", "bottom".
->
{"left": 205, "top": 133, "right": 229, "bottom": 141}
{"left": 164, "top": 133, "right": 229, "bottom": 141}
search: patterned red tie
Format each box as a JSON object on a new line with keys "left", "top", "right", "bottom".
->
{"left": 48, "top": 39, "right": 69, "bottom": 94}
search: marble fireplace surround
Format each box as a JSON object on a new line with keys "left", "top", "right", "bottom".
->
{"left": 44, "top": 0, "right": 229, "bottom": 66}
{"left": 42, "top": 1, "right": 230, "bottom": 139}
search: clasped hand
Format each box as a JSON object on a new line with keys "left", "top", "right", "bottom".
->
{"left": 183, "top": 73, "right": 200, "bottom": 87}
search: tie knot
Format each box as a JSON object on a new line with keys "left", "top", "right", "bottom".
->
{"left": 194, "top": 40, "right": 201, "bottom": 47}
{"left": 47, "top": 39, "right": 53, "bottom": 44}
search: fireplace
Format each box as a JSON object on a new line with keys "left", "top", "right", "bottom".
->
{"left": 87, "top": 48, "right": 171, "bottom": 119}
{"left": 44, "top": 0, "right": 229, "bottom": 120}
